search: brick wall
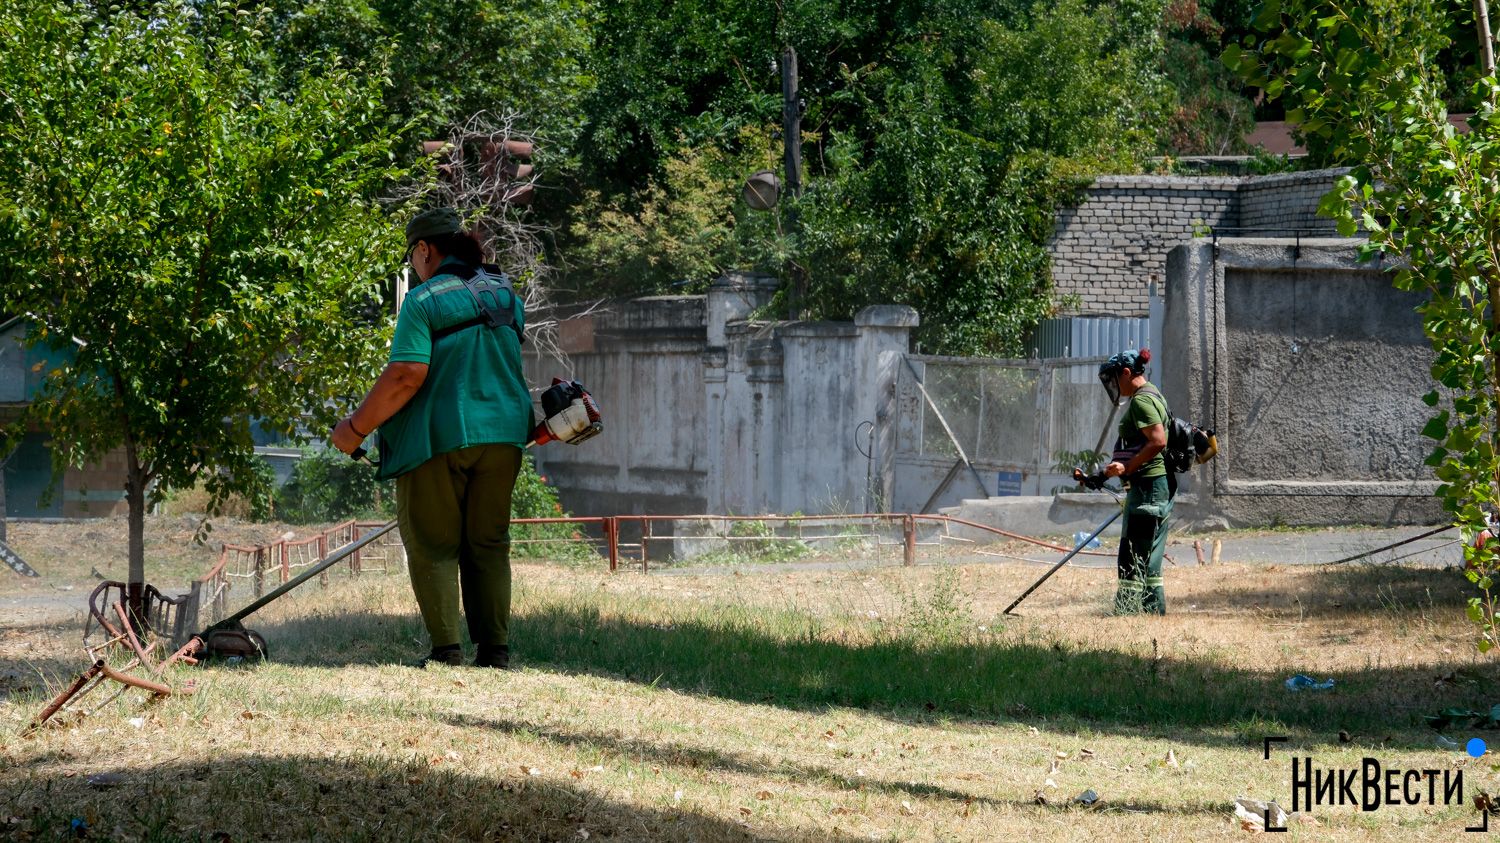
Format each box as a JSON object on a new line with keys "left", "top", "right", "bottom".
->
{"left": 1050, "top": 168, "right": 1347, "bottom": 315}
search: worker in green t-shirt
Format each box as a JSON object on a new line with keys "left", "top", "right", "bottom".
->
{"left": 331, "top": 208, "right": 532, "bottom": 668}
{"left": 1098, "top": 348, "right": 1173, "bottom": 615}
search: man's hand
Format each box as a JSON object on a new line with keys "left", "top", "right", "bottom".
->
{"left": 331, "top": 417, "right": 365, "bottom": 455}
{"left": 1103, "top": 461, "right": 1127, "bottom": 479}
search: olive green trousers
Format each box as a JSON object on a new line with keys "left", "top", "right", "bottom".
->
{"left": 1115, "top": 474, "right": 1173, "bottom": 615}
{"left": 396, "top": 443, "right": 522, "bottom": 649}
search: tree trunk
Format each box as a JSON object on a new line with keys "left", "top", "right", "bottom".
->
{"left": 0, "top": 460, "right": 8, "bottom": 545}
{"left": 125, "top": 448, "right": 147, "bottom": 630}
{"left": 1478, "top": 0, "right": 1496, "bottom": 77}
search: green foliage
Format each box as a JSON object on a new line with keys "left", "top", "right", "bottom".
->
{"left": 255, "top": 0, "right": 596, "bottom": 159}
{"left": 566, "top": 0, "right": 1171, "bottom": 354}
{"left": 275, "top": 447, "right": 394, "bottom": 524}
{"left": 246, "top": 457, "right": 279, "bottom": 522}
{"left": 510, "top": 456, "right": 599, "bottom": 562}
{"left": 511, "top": 454, "right": 565, "bottom": 520}
{"left": 1158, "top": 0, "right": 1256, "bottom": 154}
{"left": 681, "top": 518, "right": 812, "bottom": 567}
{"left": 1233, "top": 0, "right": 1500, "bottom": 648}
{"left": 565, "top": 126, "right": 781, "bottom": 295}
{"left": 0, "top": 0, "right": 420, "bottom": 583}
{"left": 893, "top": 566, "right": 978, "bottom": 647}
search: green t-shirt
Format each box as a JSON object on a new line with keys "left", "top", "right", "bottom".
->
{"left": 1118, "top": 382, "right": 1168, "bottom": 479}
{"left": 376, "top": 260, "right": 532, "bottom": 479}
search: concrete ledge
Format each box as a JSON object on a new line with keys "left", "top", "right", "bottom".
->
{"left": 940, "top": 495, "right": 1122, "bottom": 541}
{"left": 855, "top": 305, "right": 920, "bottom": 328}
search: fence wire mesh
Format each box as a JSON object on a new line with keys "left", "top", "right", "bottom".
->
{"left": 896, "top": 355, "right": 1113, "bottom": 492}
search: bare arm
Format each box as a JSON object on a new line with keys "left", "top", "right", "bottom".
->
{"left": 330, "top": 361, "right": 429, "bottom": 454}
{"left": 1104, "top": 423, "right": 1167, "bottom": 478}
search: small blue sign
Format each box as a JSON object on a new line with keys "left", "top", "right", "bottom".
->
{"left": 1468, "top": 738, "right": 1487, "bottom": 758}
{"left": 995, "top": 471, "right": 1024, "bottom": 496}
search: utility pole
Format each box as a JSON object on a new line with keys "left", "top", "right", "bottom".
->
{"left": 781, "top": 46, "right": 803, "bottom": 198}
{"left": 781, "top": 46, "right": 806, "bottom": 317}
{"left": 1478, "top": 0, "right": 1495, "bottom": 77}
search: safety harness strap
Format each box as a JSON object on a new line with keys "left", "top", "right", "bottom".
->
{"left": 428, "top": 263, "right": 524, "bottom": 345}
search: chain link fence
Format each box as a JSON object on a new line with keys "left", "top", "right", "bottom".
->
{"left": 894, "top": 355, "right": 1116, "bottom": 504}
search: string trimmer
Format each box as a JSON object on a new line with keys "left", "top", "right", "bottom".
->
{"left": 1002, "top": 468, "right": 1123, "bottom": 615}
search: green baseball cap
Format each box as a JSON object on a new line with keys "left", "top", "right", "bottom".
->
{"left": 405, "top": 207, "right": 463, "bottom": 248}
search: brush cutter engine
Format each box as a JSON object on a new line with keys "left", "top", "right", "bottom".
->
{"left": 531, "top": 378, "right": 603, "bottom": 446}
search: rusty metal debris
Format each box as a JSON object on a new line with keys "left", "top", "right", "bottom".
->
{"left": 23, "top": 658, "right": 195, "bottom": 736}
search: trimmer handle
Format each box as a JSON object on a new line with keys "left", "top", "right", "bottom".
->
{"left": 1072, "top": 468, "right": 1107, "bottom": 491}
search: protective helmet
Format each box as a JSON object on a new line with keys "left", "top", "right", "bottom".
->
{"left": 1098, "top": 348, "right": 1150, "bottom": 405}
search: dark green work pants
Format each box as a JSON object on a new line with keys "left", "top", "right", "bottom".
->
{"left": 396, "top": 443, "right": 523, "bottom": 649}
{"left": 1115, "top": 474, "right": 1172, "bottom": 615}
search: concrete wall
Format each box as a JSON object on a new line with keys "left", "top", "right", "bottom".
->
{"left": 1163, "top": 238, "right": 1443, "bottom": 527}
{"left": 1051, "top": 169, "right": 1347, "bottom": 316}
{"left": 527, "top": 274, "right": 918, "bottom": 519}
{"left": 525, "top": 296, "right": 712, "bottom": 517}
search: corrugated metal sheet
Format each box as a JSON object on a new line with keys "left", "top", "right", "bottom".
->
{"left": 1030, "top": 316, "right": 1152, "bottom": 359}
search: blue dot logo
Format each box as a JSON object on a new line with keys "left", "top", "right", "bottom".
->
{"left": 1467, "top": 738, "right": 1487, "bottom": 758}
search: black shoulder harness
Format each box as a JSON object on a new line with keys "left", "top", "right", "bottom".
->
{"left": 428, "top": 263, "right": 524, "bottom": 345}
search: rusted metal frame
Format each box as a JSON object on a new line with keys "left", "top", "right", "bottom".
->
{"left": 212, "top": 520, "right": 398, "bottom": 630}
{"left": 84, "top": 581, "right": 126, "bottom": 642}
{"left": 25, "top": 655, "right": 191, "bottom": 734}
{"left": 25, "top": 662, "right": 104, "bottom": 734}
{"left": 606, "top": 517, "right": 619, "bottom": 572}
{"left": 163, "top": 637, "right": 203, "bottom": 669}
{"left": 99, "top": 661, "right": 180, "bottom": 696}
{"left": 253, "top": 546, "right": 266, "bottom": 597}
{"left": 113, "top": 601, "right": 157, "bottom": 669}
{"left": 85, "top": 633, "right": 129, "bottom": 663}
{"left": 317, "top": 533, "right": 329, "bottom": 587}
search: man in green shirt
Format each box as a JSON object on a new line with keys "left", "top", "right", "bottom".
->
{"left": 332, "top": 208, "right": 532, "bottom": 668}
{"left": 1099, "top": 348, "right": 1172, "bottom": 615}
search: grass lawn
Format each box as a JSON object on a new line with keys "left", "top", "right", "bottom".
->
{"left": 2, "top": 518, "right": 1498, "bottom": 840}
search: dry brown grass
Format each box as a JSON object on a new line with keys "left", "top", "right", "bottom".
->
{"left": 1, "top": 526, "right": 1497, "bottom": 841}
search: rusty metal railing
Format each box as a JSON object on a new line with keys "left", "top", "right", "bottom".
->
{"left": 507, "top": 512, "right": 1112, "bottom": 573}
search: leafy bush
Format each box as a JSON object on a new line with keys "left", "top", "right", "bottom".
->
{"left": 275, "top": 447, "right": 395, "bottom": 525}
{"left": 511, "top": 455, "right": 599, "bottom": 562}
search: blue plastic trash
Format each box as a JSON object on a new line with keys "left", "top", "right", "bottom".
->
{"left": 1072, "top": 531, "right": 1102, "bottom": 550}
{"left": 1285, "top": 674, "right": 1335, "bottom": 691}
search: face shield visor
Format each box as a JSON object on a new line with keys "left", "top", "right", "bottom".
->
{"left": 1099, "top": 368, "right": 1121, "bottom": 405}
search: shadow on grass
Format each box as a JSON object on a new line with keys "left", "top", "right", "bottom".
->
{"left": 1181, "top": 563, "right": 1475, "bottom": 618}
{"left": 0, "top": 655, "right": 82, "bottom": 704}
{"left": 235, "top": 562, "right": 1500, "bottom": 748}
{"left": 0, "top": 754, "right": 830, "bottom": 842}
{"left": 439, "top": 711, "right": 1230, "bottom": 819}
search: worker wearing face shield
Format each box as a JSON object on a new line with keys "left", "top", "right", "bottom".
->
{"left": 1098, "top": 348, "right": 1172, "bottom": 615}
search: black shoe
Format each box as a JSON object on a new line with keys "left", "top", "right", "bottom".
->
{"left": 474, "top": 644, "right": 509, "bottom": 669}
{"left": 409, "top": 645, "right": 464, "bottom": 669}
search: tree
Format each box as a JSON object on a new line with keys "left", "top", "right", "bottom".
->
{"left": 564, "top": 0, "right": 1171, "bottom": 354}
{"left": 254, "top": 0, "right": 596, "bottom": 164}
{"left": 1228, "top": 0, "right": 1500, "bottom": 648}
{"left": 0, "top": 0, "right": 419, "bottom": 619}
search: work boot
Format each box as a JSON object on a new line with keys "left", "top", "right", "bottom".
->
{"left": 474, "top": 644, "right": 509, "bottom": 670}
{"left": 409, "top": 644, "right": 463, "bottom": 669}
